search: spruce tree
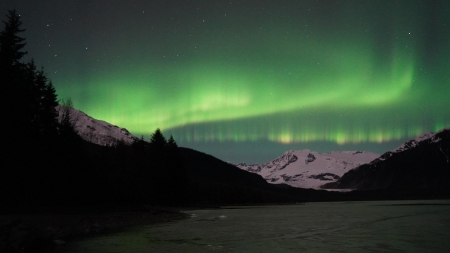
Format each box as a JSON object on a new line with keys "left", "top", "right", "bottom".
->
{"left": 150, "top": 128, "right": 167, "bottom": 151}
{"left": 1, "top": 10, "right": 59, "bottom": 144}
{"left": 0, "top": 9, "right": 26, "bottom": 70}
{"left": 0, "top": 9, "right": 29, "bottom": 203}
{"left": 23, "top": 60, "right": 38, "bottom": 137}
{"left": 0, "top": 9, "right": 28, "bottom": 146}
{"left": 40, "top": 79, "right": 59, "bottom": 142}
{"left": 167, "top": 135, "right": 178, "bottom": 150}
{"left": 1, "top": 10, "right": 60, "bottom": 178}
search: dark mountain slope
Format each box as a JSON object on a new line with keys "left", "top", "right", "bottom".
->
{"left": 322, "top": 128, "right": 450, "bottom": 197}
{"left": 179, "top": 148, "right": 357, "bottom": 204}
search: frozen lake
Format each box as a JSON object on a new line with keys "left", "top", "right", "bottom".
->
{"left": 58, "top": 200, "right": 450, "bottom": 252}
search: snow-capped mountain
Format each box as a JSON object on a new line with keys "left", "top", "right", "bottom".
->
{"left": 235, "top": 150, "right": 379, "bottom": 189}
{"left": 322, "top": 127, "right": 450, "bottom": 190}
{"left": 57, "top": 105, "right": 139, "bottom": 146}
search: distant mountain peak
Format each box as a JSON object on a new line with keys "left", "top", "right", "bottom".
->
{"left": 57, "top": 105, "right": 139, "bottom": 147}
{"left": 235, "top": 149, "right": 379, "bottom": 189}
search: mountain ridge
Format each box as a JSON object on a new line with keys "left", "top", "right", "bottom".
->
{"left": 235, "top": 150, "right": 379, "bottom": 189}
{"left": 57, "top": 105, "right": 139, "bottom": 147}
{"left": 58, "top": 105, "right": 450, "bottom": 196}
{"left": 322, "top": 128, "right": 450, "bottom": 191}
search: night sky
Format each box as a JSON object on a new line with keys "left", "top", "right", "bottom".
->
{"left": 3, "top": 0, "right": 449, "bottom": 163}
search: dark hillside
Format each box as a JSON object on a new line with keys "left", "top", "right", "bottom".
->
{"left": 179, "top": 147, "right": 354, "bottom": 204}
{"left": 323, "top": 128, "right": 450, "bottom": 198}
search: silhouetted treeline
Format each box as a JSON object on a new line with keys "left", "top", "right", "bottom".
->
{"left": 0, "top": 9, "right": 71, "bottom": 207}
{"left": 1, "top": 9, "right": 295, "bottom": 209}
{"left": 0, "top": 9, "right": 285, "bottom": 209}
{"left": 0, "top": 10, "right": 191, "bottom": 208}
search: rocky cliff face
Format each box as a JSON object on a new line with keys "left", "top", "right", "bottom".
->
{"left": 322, "top": 128, "right": 450, "bottom": 191}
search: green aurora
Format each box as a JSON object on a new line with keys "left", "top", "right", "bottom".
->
{"left": 6, "top": 0, "right": 450, "bottom": 162}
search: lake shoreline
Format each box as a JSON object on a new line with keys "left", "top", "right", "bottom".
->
{"left": 0, "top": 206, "right": 189, "bottom": 253}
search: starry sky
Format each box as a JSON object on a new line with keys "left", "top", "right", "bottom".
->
{"left": 2, "top": 0, "right": 449, "bottom": 163}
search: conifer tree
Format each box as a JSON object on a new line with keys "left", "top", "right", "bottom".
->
{"left": 0, "top": 9, "right": 26, "bottom": 70}
{"left": 1, "top": 10, "right": 59, "bottom": 145}
{"left": 167, "top": 135, "right": 178, "bottom": 150}
{"left": 0, "top": 9, "right": 28, "bottom": 145}
{"left": 150, "top": 128, "right": 167, "bottom": 151}
{"left": 23, "top": 60, "right": 38, "bottom": 136}
{"left": 40, "top": 79, "right": 59, "bottom": 141}
{"left": 0, "top": 9, "right": 29, "bottom": 202}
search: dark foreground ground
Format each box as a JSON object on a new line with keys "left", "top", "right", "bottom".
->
{"left": 0, "top": 206, "right": 188, "bottom": 253}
